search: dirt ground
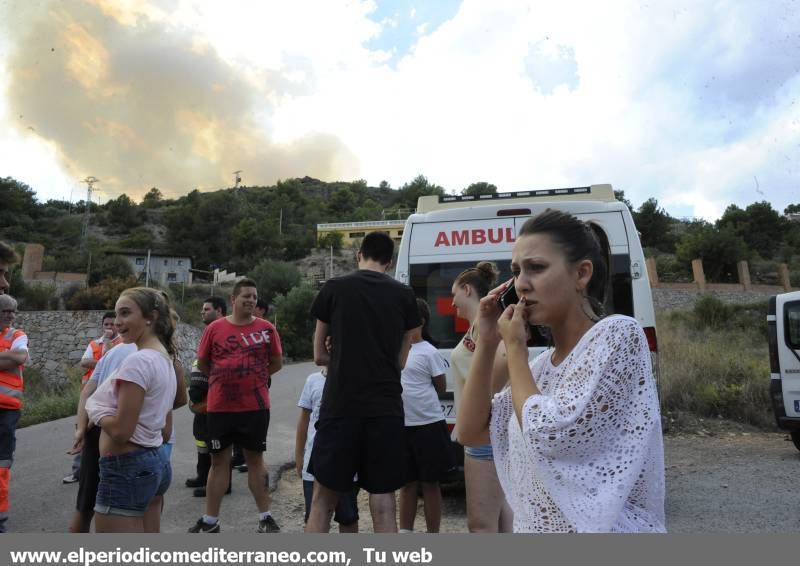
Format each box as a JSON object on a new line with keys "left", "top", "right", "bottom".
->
{"left": 266, "top": 417, "right": 800, "bottom": 533}
{"left": 267, "top": 468, "right": 468, "bottom": 533}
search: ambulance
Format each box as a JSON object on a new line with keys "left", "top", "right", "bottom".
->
{"left": 394, "top": 184, "right": 658, "bottom": 473}
{"left": 768, "top": 291, "right": 800, "bottom": 451}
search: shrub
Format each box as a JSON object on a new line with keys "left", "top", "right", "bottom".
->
{"left": 692, "top": 294, "right": 732, "bottom": 330}
{"left": 654, "top": 254, "right": 689, "bottom": 282}
{"left": 16, "top": 282, "right": 58, "bottom": 310}
{"left": 67, "top": 276, "right": 139, "bottom": 310}
{"left": 273, "top": 282, "right": 317, "bottom": 360}
{"left": 658, "top": 312, "right": 773, "bottom": 429}
{"left": 18, "top": 366, "right": 80, "bottom": 428}
{"left": 690, "top": 295, "right": 767, "bottom": 338}
{"left": 318, "top": 232, "right": 344, "bottom": 251}
{"left": 249, "top": 259, "right": 302, "bottom": 306}
{"left": 88, "top": 254, "right": 134, "bottom": 286}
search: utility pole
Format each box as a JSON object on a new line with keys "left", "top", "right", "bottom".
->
{"left": 145, "top": 249, "right": 151, "bottom": 288}
{"left": 279, "top": 208, "right": 283, "bottom": 235}
{"left": 80, "top": 176, "right": 99, "bottom": 249}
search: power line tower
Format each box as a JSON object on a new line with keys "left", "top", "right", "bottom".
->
{"left": 233, "top": 170, "right": 243, "bottom": 189}
{"left": 80, "top": 176, "right": 99, "bottom": 249}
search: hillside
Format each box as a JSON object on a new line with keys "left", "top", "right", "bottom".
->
{"left": 2, "top": 175, "right": 799, "bottom": 290}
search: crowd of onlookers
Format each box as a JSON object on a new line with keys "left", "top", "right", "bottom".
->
{"left": 0, "top": 212, "right": 666, "bottom": 533}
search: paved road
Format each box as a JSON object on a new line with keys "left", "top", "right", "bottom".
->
{"left": 8, "top": 363, "right": 800, "bottom": 533}
{"left": 9, "top": 361, "right": 316, "bottom": 533}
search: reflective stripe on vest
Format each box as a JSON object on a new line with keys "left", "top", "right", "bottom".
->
{"left": 0, "top": 329, "right": 24, "bottom": 410}
{"left": 81, "top": 339, "right": 103, "bottom": 387}
{"left": 0, "top": 467, "right": 9, "bottom": 513}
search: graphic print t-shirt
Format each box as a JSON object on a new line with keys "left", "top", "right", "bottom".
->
{"left": 197, "top": 317, "right": 282, "bottom": 413}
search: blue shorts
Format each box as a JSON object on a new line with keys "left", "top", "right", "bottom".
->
{"left": 159, "top": 442, "right": 173, "bottom": 461}
{"left": 94, "top": 446, "right": 171, "bottom": 517}
{"left": 464, "top": 443, "right": 493, "bottom": 461}
{"left": 303, "top": 480, "right": 359, "bottom": 526}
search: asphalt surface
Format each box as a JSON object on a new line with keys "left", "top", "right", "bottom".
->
{"left": 9, "top": 361, "right": 316, "bottom": 533}
{"left": 8, "top": 362, "right": 800, "bottom": 533}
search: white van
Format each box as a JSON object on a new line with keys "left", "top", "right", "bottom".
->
{"left": 394, "top": 184, "right": 658, "bottom": 473}
{"left": 768, "top": 291, "right": 800, "bottom": 451}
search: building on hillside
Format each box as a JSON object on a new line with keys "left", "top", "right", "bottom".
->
{"left": 105, "top": 249, "right": 193, "bottom": 285}
{"left": 21, "top": 243, "right": 87, "bottom": 293}
{"left": 317, "top": 220, "right": 405, "bottom": 247}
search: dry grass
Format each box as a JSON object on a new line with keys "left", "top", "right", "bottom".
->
{"left": 657, "top": 302, "right": 774, "bottom": 430}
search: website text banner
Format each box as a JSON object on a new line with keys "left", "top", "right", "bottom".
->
{"left": 0, "top": 534, "right": 793, "bottom": 566}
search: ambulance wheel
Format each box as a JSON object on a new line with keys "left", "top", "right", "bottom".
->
{"left": 791, "top": 431, "right": 800, "bottom": 452}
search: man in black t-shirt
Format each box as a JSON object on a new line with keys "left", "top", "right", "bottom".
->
{"left": 306, "top": 232, "right": 421, "bottom": 533}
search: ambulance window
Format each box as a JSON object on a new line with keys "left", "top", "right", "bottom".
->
{"left": 409, "top": 262, "right": 550, "bottom": 349}
{"left": 785, "top": 301, "right": 800, "bottom": 349}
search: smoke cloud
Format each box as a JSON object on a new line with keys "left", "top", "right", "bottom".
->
{"left": 4, "top": 0, "right": 358, "bottom": 201}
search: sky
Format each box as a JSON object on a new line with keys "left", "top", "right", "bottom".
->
{"left": 0, "top": 0, "right": 798, "bottom": 221}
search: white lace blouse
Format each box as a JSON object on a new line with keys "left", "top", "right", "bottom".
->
{"left": 489, "top": 315, "right": 666, "bottom": 533}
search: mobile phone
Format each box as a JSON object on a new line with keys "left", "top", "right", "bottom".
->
{"left": 496, "top": 284, "right": 519, "bottom": 311}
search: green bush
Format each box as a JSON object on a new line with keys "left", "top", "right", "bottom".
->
{"left": 654, "top": 254, "right": 689, "bottom": 282}
{"left": 249, "top": 259, "right": 302, "bottom": 306}
{"left": 273, "top": 283, "right": 317, "bottom": 360}
{"left": 67, "top": 276, "right": 139, "bottom": 310}
{"left": 318, "top": 232, "right": 344, "bottom": 251}
{"left": 18, "top": 366, "right": 80, "bottom": 428}
{"left": 691, "top": 295, "right": 767, "bottom": 337}
{"left": 692, "top": 294, "right": 732, "bottom": 329}
{"left": 15, "top": 282, "right": 58, "bottom": 310}
{"left": 88, "top": 254, "right": 134, "bottom": 286}
{"left": 658, "top": 312, "right": 773, "bottom": 428}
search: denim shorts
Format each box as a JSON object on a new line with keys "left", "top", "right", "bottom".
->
{"left": 95, "top": 446, "right": 171, "bottom": 517}
{"left": 464, "top": 443, "right": 494, "bottom": 461}
{"left": 158, "top": 442, "right": 173, "bottom": 461}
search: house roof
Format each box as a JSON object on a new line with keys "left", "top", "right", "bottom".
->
{"left": 104, "top": 249, "right": 193, "bottom": 262}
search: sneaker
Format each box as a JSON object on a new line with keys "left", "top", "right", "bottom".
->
{"left": 257, "top": 515, "right": 280, "bottom": 533}
{"left": 235, "top": 464, "right": 248, "bottom": 473}
{"left": 62, "top": 474, "right": 79, "bottom": 484}
{"left": 185, "top": 477, "right": 205, "bottom": 488}
{"left": 188, "top": 518, "right": 220, "bottom": 533}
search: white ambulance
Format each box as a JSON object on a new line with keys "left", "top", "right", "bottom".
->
{"left": 768, "top": 291, "right": 800, "bottom": 451}
{"left": 394, "top": 184, "right": 658, "bottom": 473}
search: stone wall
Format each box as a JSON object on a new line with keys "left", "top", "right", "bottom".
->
{"left": 652, "top": 288, "right": 777, "bottom": 311}
{"left": 13, "top": 310, "right": 202, "bottom": 386}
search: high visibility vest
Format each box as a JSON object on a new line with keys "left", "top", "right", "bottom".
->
{"left": 80, "top": 339, "right": 103, "bottom": 388}
{"left": 0, "top": 328, "right": 25, "bottom": 410}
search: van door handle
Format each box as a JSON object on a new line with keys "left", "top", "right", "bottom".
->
{"left": 631, "top": 260, "right": 642, "bottom": 279}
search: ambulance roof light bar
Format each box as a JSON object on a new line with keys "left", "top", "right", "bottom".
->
{"left": 416, "top": 184, "right": 616, "bottom": 213}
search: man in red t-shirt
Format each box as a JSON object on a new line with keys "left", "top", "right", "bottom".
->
{"left": 188, "top": 278, "right": 283, "bottom": 534}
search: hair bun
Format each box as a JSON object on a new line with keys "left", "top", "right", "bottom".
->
{"left": 475, "top": 261, "right": 499, "bottom": 286}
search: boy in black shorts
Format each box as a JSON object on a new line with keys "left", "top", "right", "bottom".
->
{"left": 306, "top": 232, "right": 421, "bottom": 533}
{"left": 188, "top": 278, "right": 283, "bottom": 533}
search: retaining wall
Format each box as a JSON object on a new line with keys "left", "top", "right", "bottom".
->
{"left": 651, "top": 287, "right": 778, "bottom": 311}
{"left": 13, "top": 310, "right": 202, "bottom": 386}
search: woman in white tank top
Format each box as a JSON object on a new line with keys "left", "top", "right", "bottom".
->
{"left": 451, "top": 262, "right": 513, "bottom": 533}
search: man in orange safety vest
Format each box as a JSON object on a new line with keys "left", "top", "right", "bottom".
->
{"left": 0, "top": 294, "right": 28, "bottom": 533}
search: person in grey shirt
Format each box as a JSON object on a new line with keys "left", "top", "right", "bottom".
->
{"left": 67, "top": 343, "right": 136, "bottom": 532}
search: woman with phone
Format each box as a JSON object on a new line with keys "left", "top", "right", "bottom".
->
{"left": 86, "top": 287, "right": 178, "bottom": 533}
{"left": 451, "top": 262, "right": 513, "bottom": 533}
{"left": 458, "top": 210, "right": 665, "bottom": 532}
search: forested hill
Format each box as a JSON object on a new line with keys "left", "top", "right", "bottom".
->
{"left": 1, "top": 175, "right": 799, "bottom": 288}
{"left": 0, "top": 175, "right": 449, "bottom": 275}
